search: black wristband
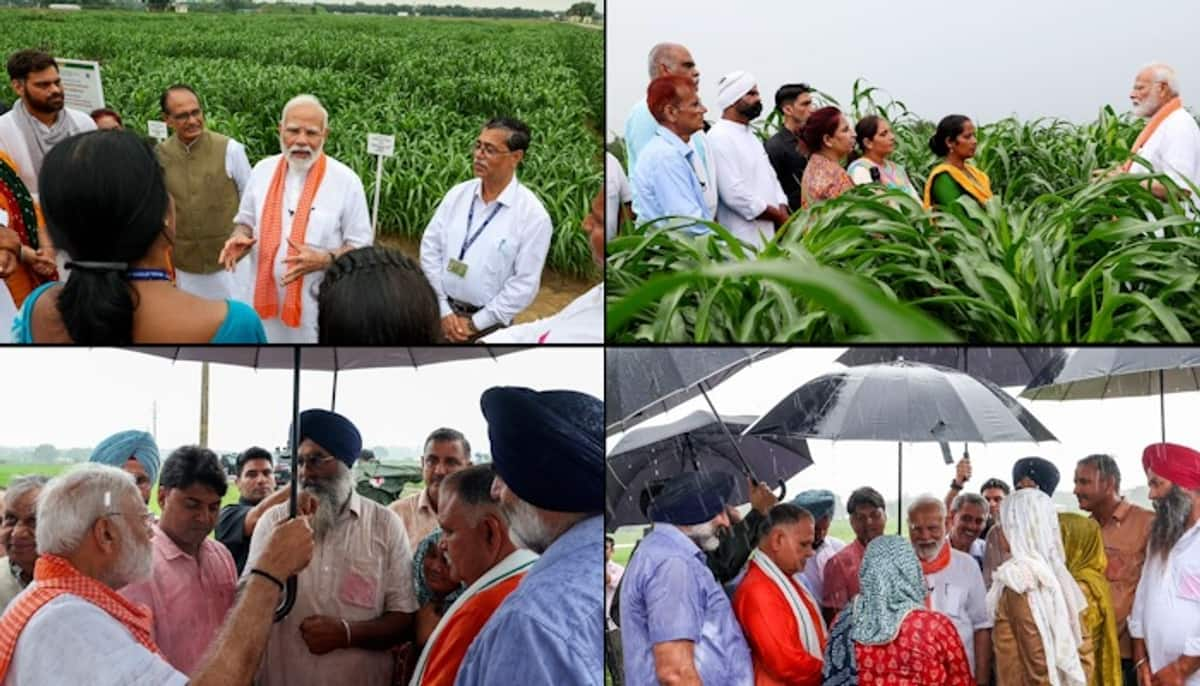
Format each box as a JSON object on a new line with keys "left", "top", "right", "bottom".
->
{"left": 250, "top": 568, "right": 285, "bottom": 591}
{"left": 949, "top": 480, "right": 963, "bottom": 491}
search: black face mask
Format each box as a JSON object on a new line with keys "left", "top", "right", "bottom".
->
{"left": 737, "top": 100, "right": 763, "bottom": 121}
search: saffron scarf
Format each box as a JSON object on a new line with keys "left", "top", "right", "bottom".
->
{"left": 1124, "top": 97, "right": 1183, "bottom": 172}
{"left": 919, "top": 539, "right": 953, "bottom": 576}
{"left": 254, "top": 153, "right": 327, "bottom": 327}
{"left": 922, "top": 163, "right": 994, "bottom": 209}
{"left": 0, "top": 554, "right": 158, "bottom": 681}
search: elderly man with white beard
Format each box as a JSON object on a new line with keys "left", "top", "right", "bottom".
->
{"left": 242, "top": 408, "right": 418, "bottom": 686}
{"left": 454, "top": 386, "right": 604, "bottom": 685}
{"left": 619, "top": 470, "right": 754, "bottom": 686}
{"left": 0, "top": 463, "right": 314, "bottom": 685}
{"left": 1129, "top": 443, "right": 1200, "bottom": 686}
{"left": 218, "top": 94, "right": 373, "bottom": 343}
{"left": 1099, "top": 63, "right": 1200, "bottom": 200}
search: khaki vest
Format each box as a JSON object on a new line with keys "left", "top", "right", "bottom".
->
{"left": 157, "top": 130, "right": 242, "bottom": 274}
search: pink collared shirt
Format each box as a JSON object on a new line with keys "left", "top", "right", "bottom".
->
{"left": 119, "top": 523, "right": 237, "bottom": 675}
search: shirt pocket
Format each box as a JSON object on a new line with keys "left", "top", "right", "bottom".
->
{"left": 482, "top": 236, "right": 519, "bottom": 295}
{"left": 301, "top": 207, "right": 343, "bottom": 251}
{"left": 1178, "top": 564, "right": 1200, "bottom": 603}
{"left": 338, "top": 557, "right": 384, "bottom": 620}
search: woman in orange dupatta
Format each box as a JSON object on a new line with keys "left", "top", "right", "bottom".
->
{"left": 923, "top": 115, "right": 993, "bottom": 212}
{"left": 0, "top": 151, "right": 55, "bottom": 307}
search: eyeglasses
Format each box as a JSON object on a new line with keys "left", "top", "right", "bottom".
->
{"left": 168, "top": 108, "right": 202, "bottom": 123}
{"left": 296, "top": 454, "right": 339, "bottom": 470}
{"left": 473, "top": 141, "right": 513, "bottom": 157}
{"left": 105, "top": 510, "right": 154, "bottom": 526}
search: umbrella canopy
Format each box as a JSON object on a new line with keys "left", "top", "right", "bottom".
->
{"left": 606, "top": 409, "right": 812, "bottom": 530}
{"left": 605, "top": 347, "right": 778, "bottom": 435}
{"left": 836, "top": 347, "right": 1059, "bottom": 388}
{"left": 747, "top": 361, "right": 1057, "bottom": 444}
{"left": 1020, "top": 347, "right": 1200, "bottom": 441}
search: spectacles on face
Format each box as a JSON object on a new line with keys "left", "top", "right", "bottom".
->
{"left": 296, "top": 454, "right": 339, "bottom": 470}
{"left": 168, "top": 108, "right": 203, "bottom": 123}
{"left": 105, "top": 510, "right": 154, "bottom": 528}
{"left": 473, "top": 140, "right": 513, "bottom": 157}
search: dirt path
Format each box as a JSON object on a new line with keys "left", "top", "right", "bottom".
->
{"left": 378, "top": 235, "right": 598, "bottom": 323}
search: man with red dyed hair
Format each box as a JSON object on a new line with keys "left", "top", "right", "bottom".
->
{"left": 629, "top": 75, "right": 713, "bottom": 233}
{"left": 1129, "top": 442, "right": 1200, "bottom": 686}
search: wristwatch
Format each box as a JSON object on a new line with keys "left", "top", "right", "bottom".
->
{"left": 949, "top": 480, "right": 963, "bottom": 491}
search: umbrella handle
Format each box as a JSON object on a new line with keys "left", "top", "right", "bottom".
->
{"left": 775, "top": 480, "right": 786, "bottom": 501}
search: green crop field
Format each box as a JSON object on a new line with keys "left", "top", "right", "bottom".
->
{"left": 0, "top": 462, "right": 241, "bottom": 514}
{"left": 608, "top": 81, "right": 1200, "bottom": 342}
{"left": 2, "top": 10, "right": 603, "bottom": 277}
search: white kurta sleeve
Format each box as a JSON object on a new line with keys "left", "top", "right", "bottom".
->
{"left": 710, "top": 136, "right": 769, "bottom": 221}
{"left": 419, "top": 193, "right": 454, "bottom": 318}
{"left": 338, "top": 170, "right": 373, "bottom": 249}
{"left": 226, "top": 140, "right": 253, "bottom": 197}
{"left": 233, "top": 166, "right": 261, "bottom": 232}
{"left": 1128, "top": 558, "right": 1149, "bottom": 639}
{"left": 472, "top": 208, "right": 551, "bottom": 331}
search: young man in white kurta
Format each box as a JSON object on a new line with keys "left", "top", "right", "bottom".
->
{"left": 420, "top": 119, "right": 551, "bottom": 337}
{"left": 707, "top": 72, "right": 788, "bottom": 250}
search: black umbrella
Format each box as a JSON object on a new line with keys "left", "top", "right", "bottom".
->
{"left": 1020, "top": 347, "right": 1200, "bottom": 442}
{"left": 128, "top": 345, "right": 532, "bottom": 621}
{"left": 606, "top": 409, "right": 812, "bottom": 531}
{"left": 836, "top": 347, "right": 1059, "bottom": 388}
{"left": 746, "top": 361, "right": 1057, "bottom": 533}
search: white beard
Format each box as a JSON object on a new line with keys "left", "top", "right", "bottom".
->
{"left": 503, "top": 498, "right": 555, "bottom": 554}
{"left": 305, "top": 465, "right": 353, "bottom": 541}
{"left": 280, "top": 136, "right": 321, "bottom": 173}
{"left": 683, "top": 520, "right": 722, "bottom": 552}
{"left": 1133, "top": 93, "right": 1163, "bottom": 118}
{"left": 107, "top": 518, "right": 154, "bottom": 589}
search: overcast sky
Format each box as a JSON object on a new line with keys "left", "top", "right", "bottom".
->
{"left": 606, "top": 0, "right": 1200, "bottom": 139}
{"left": 607, "top": 347, "right": 1200, "bottom": 515}
{"left": 0, "top": 348, "right": 601, "bottom": 455}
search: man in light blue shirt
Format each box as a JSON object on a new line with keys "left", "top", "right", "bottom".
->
{"left": 625, "top": 42, "right": 716, "bottom": 216}
{"left": 455, "top": 386, "right": 604, "bottom": 686}
{"left": 620, "top": 471, "right": 754, "bottom": 686}
{"left": 630, "top": 75, "right": 714, "bottom": 235}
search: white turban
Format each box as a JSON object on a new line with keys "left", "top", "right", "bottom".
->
{"left": 715, "top": 70, "right": 757, "bottom": 113}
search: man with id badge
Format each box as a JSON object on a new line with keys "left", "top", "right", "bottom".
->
{"left": 1129, "top": 443, "right": 1200, "bottom": 686}
{"left": 242, "top": 409, "right": 418, "bottom": 686}
{"left": 419, "top": 117, "right": 551, "bottom": 342}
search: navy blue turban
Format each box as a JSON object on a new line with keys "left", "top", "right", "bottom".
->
{"left": 481, "top": 386, "right": 603, "bottom": 514}
{"left": 299, "top": 409, "right": 362, "bottom": 469}
{"left": 648, "top": 471, "right": 735, "bottom": 526}
{"left": 1012, "top": 456, "right": 1059, "bottom": 496}
{"left": 790, "top": 489, "right": 836, "bottom": 521}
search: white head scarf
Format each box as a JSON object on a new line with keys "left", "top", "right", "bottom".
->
{"left": 715, "top": 71, "right": 756, "bottom": 112}
{"left": 986, "top": 488, "right": 1086, "bottom": 686}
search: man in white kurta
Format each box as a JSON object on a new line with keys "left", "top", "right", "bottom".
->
{"left": 420, "top": 117, "right": 551, "bottom": 342}
{"left": 624, "top": 42, "right": 718, "bottom": 218}
{"left": 707, "top": 71, "right": 789, "bottom": 250}
{"left": 1128, "top": 442, "right": 1200, "bottom": 686}
{"left": 1125, "top": 64, "right": 1200, "bottom": 198}
{"left": 220, "top": 95, "right": 372, "bottom": 343}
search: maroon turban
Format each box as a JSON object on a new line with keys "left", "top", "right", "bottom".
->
{"left": 1142, "top": 442, "right": 1200, "bottom": 490}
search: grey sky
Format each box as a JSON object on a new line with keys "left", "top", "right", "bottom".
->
{"left": 606, "top": 348, "right": 1200, "bottom": 511}
{"left": 1, "top": 348, "right": 601, "bottom": 456}
{"left": 606, "top": 0, "right": 1200, "bottom": 139}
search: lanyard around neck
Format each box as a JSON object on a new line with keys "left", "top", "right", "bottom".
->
{"left": 458, "top": 184, "right": 512, "bottom": 261}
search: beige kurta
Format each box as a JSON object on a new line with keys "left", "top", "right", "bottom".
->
{"left": 388, "top": 488, "right": 439, "bottom": 547}
{"left": 244, "top": 492, "right": 419, "bottom": 686}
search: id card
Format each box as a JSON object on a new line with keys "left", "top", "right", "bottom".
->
{"left": 448, "top": 259, "right": 469, "bottom": 278}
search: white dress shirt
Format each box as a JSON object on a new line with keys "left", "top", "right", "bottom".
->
{"left": 419, "top": 175, "right": 552, "bottom": 331}
{"left": 605, "top": 152, "right": 631, "bottom": 242}
{"left": 482, "top": 283, "right": 603, "bottom": 343}
{"left": 233, "top": 153, "right": 373, "bottom": 343}
{"left": 707, "top": 119, "right": 788, "bottom": 249}
{"left": 1129, "top": 518, "right": 1200, "bottom": 684}
{"left": 1129, "top": 108, "right": 1200, "bottom": 191}
{"left": 795, "top": 535, "right": 845, "bottom": 602}
{"left": 4, "top": 594, "right": 187, "bottom": 686}
{"left": 926, "top": 546, "right": 993, "bottom": 677}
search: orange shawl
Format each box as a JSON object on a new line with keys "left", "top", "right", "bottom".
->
{"left": 0, "top": 554, "right": 158, "bottom": 680}
{"left": 920, "top": 540, "right": 953, "bottom": 576}
{"left": 254, "top": 153, "right": 327, "bottom": 327}
{"left": 1124, "top": 96, "right": 1183, "bottom": 172}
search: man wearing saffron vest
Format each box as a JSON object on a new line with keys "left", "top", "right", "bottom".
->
{"left": 1121, "top": 63, "right": 1200, "bottom": 200}
{"left": 410, "top": 464, "right": 538, "bottom": 685}
{"left": 732, "top": 503, "right": 827, "bottom": 686}
{"left": 907, "top": 495, "right": 992, "bottom": 685}
{"left": 157, "top": 84, "right": 251, "bottom": 301}
{"left": 219, "top": 94, "right": 372, "bottom": 343}
{"left": 0, "top": 463, "right": 314, "bottom": 685}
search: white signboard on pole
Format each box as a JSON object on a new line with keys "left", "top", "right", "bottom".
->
{"left": 367, "top": 133, "right": 395, "bottom": 234}
{"left": 55, "top": 58, "right": 105, "bottom": 113}
{"left": 147, "top": 120, "right": 169, "bottom": 142}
